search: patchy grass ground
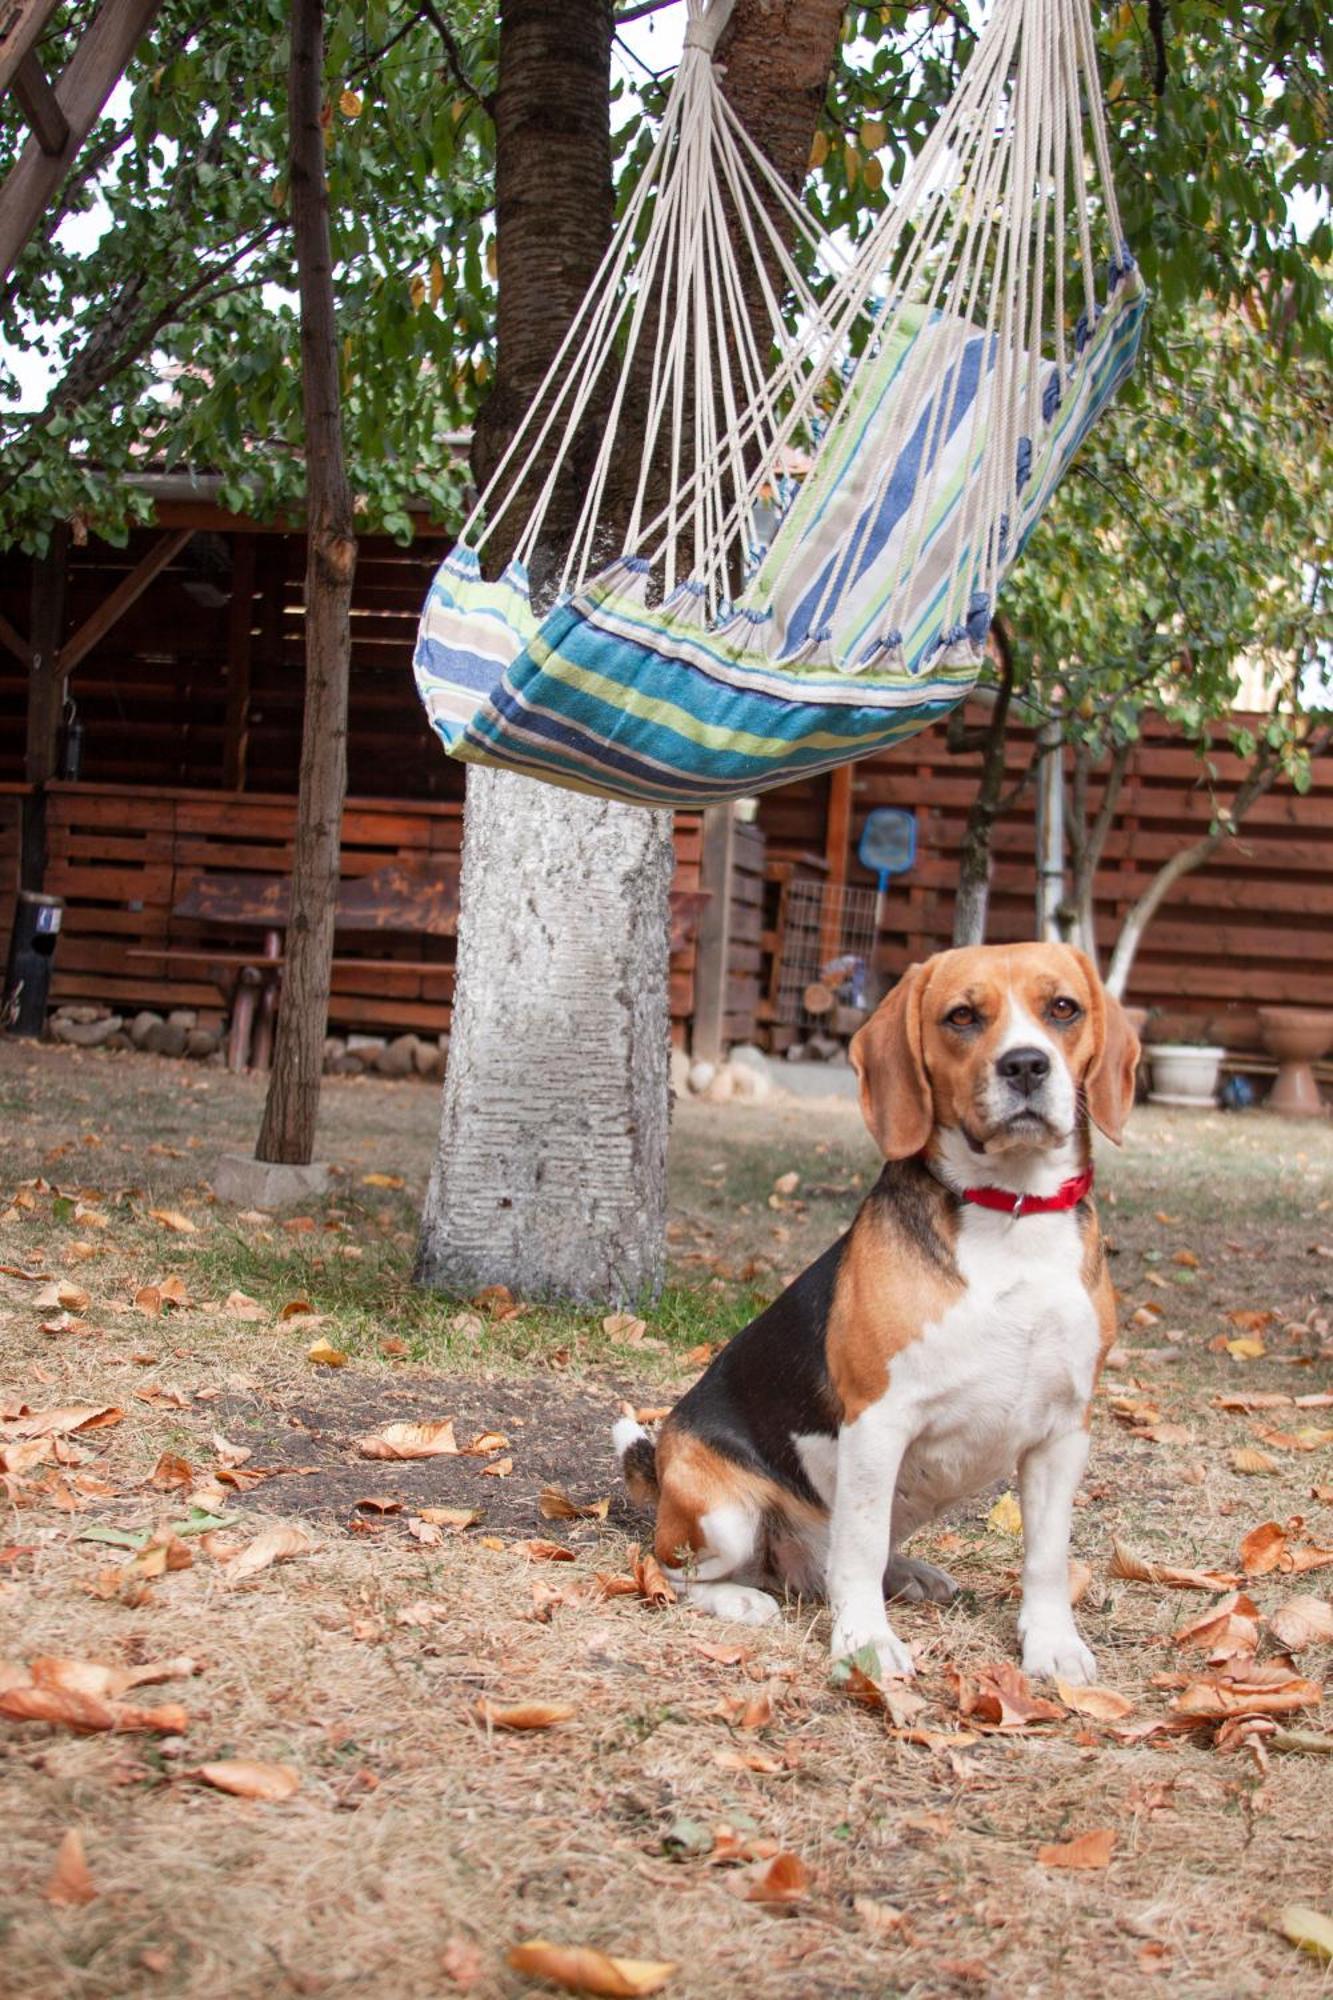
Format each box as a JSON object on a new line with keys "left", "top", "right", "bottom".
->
{"left": 1, "top": 1038, "right": 1332, "bottom": 1999}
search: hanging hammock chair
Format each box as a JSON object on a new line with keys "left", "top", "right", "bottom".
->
{"left": 414, "top": 0, "right": 1146, "bottom": 808}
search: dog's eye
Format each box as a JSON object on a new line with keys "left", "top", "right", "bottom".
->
{"left": 1048, "top": 996, "right": 1081, "bottom": 1024}
{"left": 944, "top": 1004, "right": 979, "bottom": 1030}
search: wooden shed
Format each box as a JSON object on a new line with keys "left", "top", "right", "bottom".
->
{"left": 3, "top": 496, "right": 1331, "bottom": 1065}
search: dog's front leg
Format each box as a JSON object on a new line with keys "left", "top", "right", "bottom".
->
{"left": 827, "top": 1404, "right": 914, "bottom": 1678}
{"left": 1016, "top": 1427, "right": 1095, "bottom": 1683}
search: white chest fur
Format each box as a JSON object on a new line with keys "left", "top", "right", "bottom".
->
{"left": 882, "top": 1205, "right": 1098, "bottom": 1535}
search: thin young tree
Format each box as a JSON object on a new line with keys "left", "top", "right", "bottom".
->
{"left": 255, "top": 0, "right": 357, "bottom": 1165}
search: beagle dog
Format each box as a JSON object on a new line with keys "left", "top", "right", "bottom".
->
{"left": 615, "top": 941, "right": 1138, "bottom": 1683}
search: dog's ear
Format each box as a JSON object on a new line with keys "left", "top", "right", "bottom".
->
{"left": 1071, "top": 949, "right": 1139, "bottom": 1145}
{"left": 849, "top": 960, "right": 934, "bottom": 1159}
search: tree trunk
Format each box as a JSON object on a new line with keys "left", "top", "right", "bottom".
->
{"left": 950, "top": 631, "right": 1015, "bottom": 946}
{"left": 1060, "top": 737, "right": 1130, "bottom": 966}
{"left": 417, "top": 0, "right": 846, "bottom": 1307}
{"left": 255, "top": 0, "right": 356, "bottom": 1165}
{"left": 1103, "top": 730, "right": 1331, "bottom": 1000}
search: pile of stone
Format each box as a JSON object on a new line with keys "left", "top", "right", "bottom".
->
{"left": 323, "top": 1032, "right": 448, "bottom": 1082}
{"left": 49, "top": 1005, "right": 223, "bottom": 1061}
{"left": 671, "top": 1042, "right": 774, "bottom": 1105}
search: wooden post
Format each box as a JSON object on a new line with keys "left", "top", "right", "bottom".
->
{"left": 254, "top": 0, "right": 357, "bottom": 1166}
{"left": 21, "top": 520, "right": 68, "bottom": 892}
{"left": 818, "top": 762, "right": 854, "bottom": 973}
{"left": 222, "top": 534, "right": 256, "bottom": 790}
{"left": 692, "top": 803, "right": 736, "bottom": 1063}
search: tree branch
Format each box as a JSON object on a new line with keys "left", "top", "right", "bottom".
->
{"left": 418, "top": 0, "right": 492, "bottom": 116}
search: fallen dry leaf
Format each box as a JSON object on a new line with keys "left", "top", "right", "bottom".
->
{"left": 633, "top": 1553, "right": 675, "bottom": 1608}
{"left": 539, "top": 1485, "right": 610, "bottom": 1522}
{"left": 713, "top": 1746, "right": 788, "bottom": 1775}
{"left": 1109, "top": 1538, "right": 1240, "bottom": 1592}
{"left": 148, "top": 1208, "right": 198, "bottom": 1234}
{"left": 507, "top": 1941, "right": 676, "bottom": 1997}
{"left": 730, "top": 1851, "right": 809, "bottom": 1907}
{"left": 148, "top": 1451, "right": 194, "bottom": 1492}
{"left": 1241, "top": 1522, "right": 1291, "bottom": 1575}
{"left": 223, "top": 1289, "right": 265, "bottom": 1321}
{"left": 0, "top": 1685, "right": 186, "bottom": 1733}
{"left": 854, "top": 1897, "right": 912, "bottom": 1939}
{"left": 480, "top": 1455, "right": 514, "bottom": 1478}
{"left": 1268, "top": 1597, "right": 1333, "bottom": 1652}
{"left": 602, "top": 1312, "right": 647, "bottom": 1346}
{"left": 306, "top": 1339, "right": 347, "bottom": 1368}
{"left": 222, "top": 1526, "right": 313, "bottom": 1585}
{"left": 361, "top": 1172, "right": 405, "bottom": 1190}
{"left": 987, "top": 1491, "right": 1023, "bottom": 1536}
{"left": 1038, "top": 1828, "right": 1116, "bottom": 1870}
{"left": 524, "top": 1540, "right": 577, "bottom": 1563}
{"left": 462, "top": 1431, "right": 510, "bottom": 1456}
{"left": 474, "top": 1698, "right": 576, "bottom": 1731}
{"left": 1233, "top": 1448, "right": 1281, "bottom": 1476}
{"left": 1172, "top": 1662, "right": 1322, "bottom": 1720}
{"left": 1277, "top": 1907, "right": 1333, "bottom": 1965}
{"left": 0, "top": 1404, "right": 123, "bottom": 1440}
{"left": 1170, "top": 1593, "right": 1262, "bottom": 1660}
{"left": 45, "top": 1828, "right": 97, "bottom": 1906}
{"left": 1226, "top": 1337, "right": 1267, "bottom": 1361}
{"left": 419, "top": 1506, "right": 480, "bottom": 1530}
{"left": 357, "top": 1420, "right": 458, "bottom": 1461}
{"left": 951, "top": 1663, "right": 1063, "bottom": 1729}
{"left": 193, "top": 1759, "right": 301, "bottom": 1802}
{"left": 1055, "top": 1681, "right": 1135, "bottom": 1721}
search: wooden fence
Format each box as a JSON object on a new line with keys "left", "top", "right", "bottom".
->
{"left": 0, "top": 785, "right": 706, "bottom": 1041}
{"left": 757, "top": 711, "right": 1333, "bottom": 1031}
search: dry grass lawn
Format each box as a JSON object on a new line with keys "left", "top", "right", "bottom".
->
{"left": 1, "top": 1038, "right": 1332, "bottom": 1999}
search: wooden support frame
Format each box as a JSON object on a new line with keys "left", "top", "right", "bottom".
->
{"left": 0, "top": 0, "right": 164, "bottom": 282}
{"left": 12, "top": 49, "right": 69, "bottom": 153}
{"left": 0, "top": 0, "right": 63, "bottom": 93}
{"left": 59, "top": 526, "right": 193, "bottom": 675}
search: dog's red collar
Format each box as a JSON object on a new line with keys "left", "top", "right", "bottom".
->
{"left": 958, "top": 1167, "right": 1094, "bottom": 1217}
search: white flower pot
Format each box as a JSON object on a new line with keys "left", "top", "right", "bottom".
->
{"left": 1147, "top": 1044, "right": 1226, "bottom": 1108}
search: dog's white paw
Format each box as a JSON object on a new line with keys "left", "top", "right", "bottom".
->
{"left": 1020, "top": 1622, "right": 1096, "bottom": 1685}
{"left": 884, "top": 1553, "right": 961, "bottom": 1605}
{"left": 684, "top": 1581, "right": 780, "bottom": 1627}
{"left": 830, "top": 1612, "right": 915, "bottom": 1680}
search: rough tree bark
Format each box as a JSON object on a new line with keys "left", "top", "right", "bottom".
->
{"left": 416, "top": 0, "right": 846, "bottom": 1305}
{"left": 1059, "top": 736, "right": 1131, "bottom": 964}
{"left": 255, "top": 0, "right": 357, "bottom": 1165}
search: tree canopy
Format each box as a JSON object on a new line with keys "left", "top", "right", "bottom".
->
{"left": 2, "top": 0, "right": 1330, "bottom": 582}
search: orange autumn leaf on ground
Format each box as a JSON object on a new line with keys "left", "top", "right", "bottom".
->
{"left": 474, "top": 1698, "right": 576, "bottom": 1731}
{"left": 0, "top": 1403, "right": 123, "bottom": 1440}
{"left": 951, "top": 1663, "right": 1063, "bottom": 1728}
{"left": 1170, "top": 1592, "right": 1262, "bottom": 1659}
{"left": 1240, "top": 1521, "right": 1333, "bottom": 1577}
{"left": 1109, "top": 1538, "right": 1240, "bottom": 1591}
{"left": 729, "top": 1851, "right": 810, "bottom": 1906}
{"left": 357, "top": 1420, "right": 459, "bottom": 1460}
{"left": 148, "top": 1208, "right": 198, "bottom": 1234}
{"left": 1054, "top": 1680, "right": 1135, "bottom": 1721}
{"left": 1038, "top": 1828, "right": 1116, "bottom": 1870}
{"left": 194, "top": 1759, "right": 301, "bottom": 1801}
{"left": 507, "top": 1942, "right": 676, "bottom": 1996}
{"left": 0, "top": 1684, "right": 186, "bottom": 1734}
{"left": 222, "top": 1526, "right": 313, "bottom": 1584}
{"left": 539, "top": 1486, "right": 610, "bottom": 1522}
{"left": 45, "top": 1829, "right": 97, "bottom": 1906}
{"left": 1171, "top": 1662, "right": 1322, "bottom": 1720}
{"left": 633, "top": 1554, "right": 675, "bottom": 1608}
{"left": 1268, "top": 1596, "right": 1333, "bottom": 1652}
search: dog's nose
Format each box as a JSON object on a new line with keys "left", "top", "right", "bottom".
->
{"left": 997, "top": 1045, "right": 1051, "bottom": 1094}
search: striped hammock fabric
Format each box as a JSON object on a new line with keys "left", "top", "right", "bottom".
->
{"left": 414, "top": 0, "right": 1146, "bottom": 808}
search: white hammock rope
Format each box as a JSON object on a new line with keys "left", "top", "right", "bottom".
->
{"left": 458, "top": 0, "right": 1136, "bottom": 675}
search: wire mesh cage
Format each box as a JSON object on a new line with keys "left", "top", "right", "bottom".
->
{"left": 774, "top": 880, "right": 880, "bottom": 1036}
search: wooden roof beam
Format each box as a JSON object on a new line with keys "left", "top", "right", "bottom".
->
{"left": 12, "top": 49, "right": 69, "bottom": 154}
{"left": 59, "top": 525, "right": 193, "bottom": 676}
{"left": 0, "top": 0, "right": 64, "bottom": 94}
{"left": 0, "top": 0, "right": 163, "bottom": 283}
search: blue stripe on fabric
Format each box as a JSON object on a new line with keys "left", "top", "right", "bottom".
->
{"left": 783, "top": 331, "right": 986, "bottom": 650}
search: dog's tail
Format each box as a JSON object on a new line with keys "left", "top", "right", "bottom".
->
{"left": 612, "top": 1415, "right": 659, "bottom": 1509}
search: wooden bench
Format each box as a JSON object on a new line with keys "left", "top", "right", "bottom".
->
{"left": 127, "top": 861, "right": 458, "bottom": 1070}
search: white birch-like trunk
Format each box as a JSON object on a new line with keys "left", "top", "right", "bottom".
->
{"left": 416, "top": 766, "right": 673, "bottom": 1305}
